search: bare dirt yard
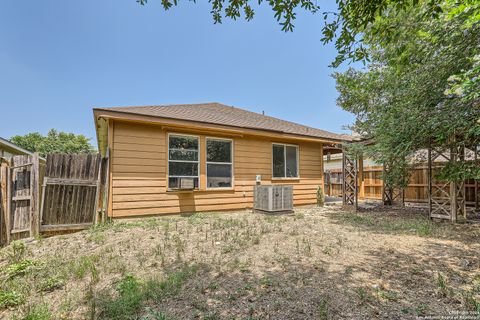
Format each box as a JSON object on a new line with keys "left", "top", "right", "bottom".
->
{"left": 1, "top": 203, "right": 480, "bottom": 319}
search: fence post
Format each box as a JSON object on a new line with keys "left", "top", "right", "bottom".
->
{"left": 103, "top": 149, "right": 110, "bottom": 223}
{"left": 6, "top": 159, "right": 12, "bottom": 245}
{"left": 93, "top": 154, "right": 102, "bottom": 225}
{"left": 0, "top": 160, "right": 8, "bottom": 246}
{"left": 30, "top": 153, "right": 40, "bottom": 238}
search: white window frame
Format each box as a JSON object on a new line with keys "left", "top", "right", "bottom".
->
{"left": 206, "top": 137, "right": 234, "bottom": 189}
{"left": 167, "top": 133, "right": 200, "bottom": 190}
{"left": 272, "top": 143, "right": 299, "bottom": 179}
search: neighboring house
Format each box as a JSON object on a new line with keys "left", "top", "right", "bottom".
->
{"left": 323, "top": 153, "right": 379, "bottom": 171}
{"left": 0, "top": 137, "right": 45, "bottom": 163}
{"left": 93, "top": 103, "right": 352, "bottom": 218}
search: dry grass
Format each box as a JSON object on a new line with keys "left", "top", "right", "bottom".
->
{"left": 1, "top": 203, "right": 479, "bottom": 319}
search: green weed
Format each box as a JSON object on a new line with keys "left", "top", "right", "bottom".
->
{"left": 0, "top": 290, "right": 24, "bottom": 309}
{"left": 463, "top": 290, "right": 480, "bottom": 312}
{"left": 71, "top": 255, "right": 99, "bottom": 279}
{"left": 415, "top": 303, "right": 428, "bottom": 316}
{"left": 376, "top": 289, "right": 398, "bottom": 301}
{"left": 141, "top": 308, "right": 173, "bottom": 320}
{"left": 6, "top": 260, "right": 35, "bottom": 278}
{"left": 356, "top": 288, "right": 374, "bottom": 304}
{"left": 17, "top": 303, "right": 51, "bottom": 320}
{"left": 97, "top": 265, "right": 198, "bottom": 319}
{"left": 318, "top": 298, "right": 328, "bottom": 320}
{"left": 37, "top": 276, "right": 63, "bottom": 292}
{"left": 7, "top": 241, "right": 27, "bottom": 264}
{"left": 437, "top": 273, "right": 449, "bottom": 297}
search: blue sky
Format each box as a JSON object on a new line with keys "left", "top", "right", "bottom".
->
{"left": 0, "top": 0, "right": 356, "bottom": 147}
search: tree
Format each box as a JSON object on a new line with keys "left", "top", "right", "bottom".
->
{"left": 136, "top": 0, "right": 443, "bottom": 67}
{"left": 10, "top": 129, "right": 96, "bottom": 158}
{"left": 334, "top": 0, "right": 480, "bottom": 187}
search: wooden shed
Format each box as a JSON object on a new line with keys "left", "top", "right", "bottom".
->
{"left": 93, "top": 103, "right": 351, "bottom": 218}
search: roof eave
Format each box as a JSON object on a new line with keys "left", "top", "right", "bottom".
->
{"left": 0, "top": 137, "right": 46, "bottom": 162}
{"left": 93, "top": 108, "right": 353, "bottom": 144}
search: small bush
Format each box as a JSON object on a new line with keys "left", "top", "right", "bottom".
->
{"left": 316, "top": 186, "right": 325, "bottom": 206}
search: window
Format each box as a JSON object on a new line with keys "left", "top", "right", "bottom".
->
{"left": 168, "top": 134, "right": 199, "bottom": 189}
{"left": 206, "top": 138, "right": 233, "bottom": 188}
{"left": 272, "top": 143, "right": 298, "bottom": 178}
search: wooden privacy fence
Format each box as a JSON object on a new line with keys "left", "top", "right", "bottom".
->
{"left": 325, "top": 165, "right": 479, "bottom": 206}
{"left": 40, "top": 153, "right": 103, "bottom": 233}
{"left": 324, "top": 170, "right": 343, "bottom": 197}
{"left": 1, "top": 153, "right": 108, "bottom": 246}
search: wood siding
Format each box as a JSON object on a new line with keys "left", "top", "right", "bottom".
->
{"left": 109, "top": 120, "right": 323, "bottom": 217}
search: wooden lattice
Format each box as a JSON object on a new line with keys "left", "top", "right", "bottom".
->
{"left": 428, "top": 146, "right": 466, "bottom": 221}
{"left": 342, "top": 153, "right": 357, "bottom": 210}
{"left": 476, "top": 145, "right": 480, "bottom": 214}
{"left": 468, "top": 144, "right": 480, "bottom": 218}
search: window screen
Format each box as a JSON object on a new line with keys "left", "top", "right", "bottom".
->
{"left": 272, "top": 144, "right": 298, "bottom": 178}
{"left": 168, "top": 134, "right": 199, "bottom": 189}
{"left": 206, "top": 138, "right": 232, "bottom": 188}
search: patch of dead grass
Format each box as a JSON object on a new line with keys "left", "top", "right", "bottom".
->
{"left": 0, "top": 204, "right": 479, "bottom": 319}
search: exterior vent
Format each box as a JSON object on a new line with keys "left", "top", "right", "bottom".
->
{"left": 253, "top": 185, "right": 293, "bottom": 213}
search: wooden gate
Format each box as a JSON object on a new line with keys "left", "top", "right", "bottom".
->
{"left": 5, "top": 154, "right": 41, "bottom": 243}
{"left": 40, "top": 153, "right": 102, "bottom": 233}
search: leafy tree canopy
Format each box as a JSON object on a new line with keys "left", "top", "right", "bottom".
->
{"left": 334, "top": 0, "right": 480, "bottom": 187}
{"left": 10, "top": 129, "right": 96, "bottom": 158}
{"left": 137, "top": 0, "right": 444, "bottom": 67}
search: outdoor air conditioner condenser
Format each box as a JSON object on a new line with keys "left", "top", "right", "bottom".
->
{"left": 253, "top": 185, "right": 294, "bottom": 213}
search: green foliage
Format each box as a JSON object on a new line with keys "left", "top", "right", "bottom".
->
{"left": 437, "top": 272, "right": 448, "bottom": 297}
{"left": 0, "top": 290, "right": 24, "bottom": 309}
{"left": 5, "top": 260, "right": 35, "bottom": 279}
{"left": 99, "top": 274, "right": 144, "bottom": 319}
{"left": 37, "top": 276, "right": 63, "bottom": 292}
{"left": 317, "top": 297, "right": 328, "bottom": 319}
{"left": 19, "top": 304, "right": 52, "bottom": 320}
{"left": 316, "top": 186, "right": 324, "bottom": 206}
{"left": 10, "top": 129, "right": 96, "bottom": 157}
{"left": 71, "top": 255, "right": 99, "bottom": 280}
{"left": 97, "top": 265, "right": 198, "bottom": 319}
{"left": 7, "top": 241, "right": 27, "bottom": 264}
{"left": 334, "top": 0, "right": 480, "bottom": 186}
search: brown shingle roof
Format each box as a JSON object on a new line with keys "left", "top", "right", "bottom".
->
{"left": 94, "top": 102, "right": 352, "bottom": 142}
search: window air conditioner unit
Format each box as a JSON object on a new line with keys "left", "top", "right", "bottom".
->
{"left": 179, "top": 178, "right": 195, "bottom": 190}
{"left": 253, "top": 185, "right": 293, "bottom": 213}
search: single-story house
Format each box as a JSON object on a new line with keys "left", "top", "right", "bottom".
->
{"left": 0, "top": 137, "right": 46, "bottom": 163}
{"left": 93, "top": 103, "right": 351, "bottom": 218}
